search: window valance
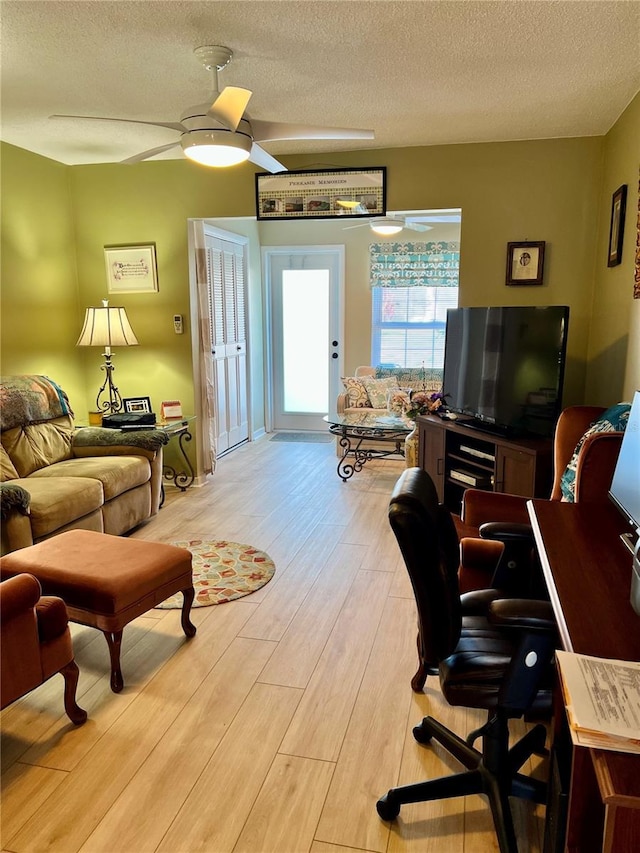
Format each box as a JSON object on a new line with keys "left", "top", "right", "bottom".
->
{"left": 370, "top": 241, "right": 460, "bottom": 288}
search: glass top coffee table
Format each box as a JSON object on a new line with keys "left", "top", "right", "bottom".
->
{"left": 324, "top": 411, "right": 412, "bottom": 481}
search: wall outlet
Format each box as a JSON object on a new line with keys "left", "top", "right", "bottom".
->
{"left": 173, "top": 314, "right": 183, "bottom": 334}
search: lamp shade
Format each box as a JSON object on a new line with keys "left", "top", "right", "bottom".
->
{"left": 181, "top": 129, "right": 252, "bottom": 167}
{"left": 76, "top": 302, "right": 139, "bottom": 349}
{"left": 369, "top": 218, "right": 404, "bottom": 236}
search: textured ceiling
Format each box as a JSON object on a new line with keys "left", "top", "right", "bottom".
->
{"left": 1, "top": 0, "right": 639, "bottom": 167}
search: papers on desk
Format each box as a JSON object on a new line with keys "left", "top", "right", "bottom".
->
{"left": 556, "top": 650, "right": 640, "bottom": 754}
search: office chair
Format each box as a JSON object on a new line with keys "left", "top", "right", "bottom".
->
{"left": 376, "top": 468, "right": 557, "bottom": 853}
{"left": 460, "top": 405, "right": 625, "bottom": 595}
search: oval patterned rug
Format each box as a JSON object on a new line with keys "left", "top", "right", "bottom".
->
{"left": 155, "top": 538, "right": 276, "bottom": 609}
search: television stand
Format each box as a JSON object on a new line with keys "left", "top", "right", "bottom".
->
{"left": 417, "top": 413, "right": 553, "bottom": 512}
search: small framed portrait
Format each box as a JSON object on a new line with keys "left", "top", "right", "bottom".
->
{"left": 607, "top": 184, "right": 627, "bottom": 267}
{"left": 506, "top": 241, "right": 546, "bottom": 286}
{"left": 122, "top": 396, "right": 152, "bottom": 414}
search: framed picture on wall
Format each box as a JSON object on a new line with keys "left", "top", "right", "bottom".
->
{"left": 105, "top": 243, "right": 159, "bottom": 293}
{"left": 255, "top": 167, "right": 386, "bottom": 221}
{"left": 607, "top": 184, "right": 627, "bottom": 267}
{"left": 506, "top": 241, "right": 545, "bottom": 286}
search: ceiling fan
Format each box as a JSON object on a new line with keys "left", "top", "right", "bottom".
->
{"left": 343, "top": 215, "right": 433, "bottom": 235}
{"left": 50, "top": 46, "right": 375, "bottom": 173}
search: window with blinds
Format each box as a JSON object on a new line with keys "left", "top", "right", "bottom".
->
{"left": 370, "top": 241, "right": 459, "bottom": 368}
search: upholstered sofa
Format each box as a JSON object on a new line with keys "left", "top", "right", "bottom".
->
{"left": 0, "top": 375, "right": 168, "bottom": 555}
{"left": 336, "top": 365, "right": 443, "bottom": 454}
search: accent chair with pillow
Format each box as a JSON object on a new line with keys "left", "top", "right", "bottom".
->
{"left": 459, "top": 403, "right": 629, "bottom": 594}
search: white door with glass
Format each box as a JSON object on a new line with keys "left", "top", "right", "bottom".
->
{"left": 265, "top": 247, "right": 344, "bottom": 431}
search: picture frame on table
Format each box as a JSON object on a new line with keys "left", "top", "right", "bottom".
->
{"left": 607, "top": 184, "right": 627, "bottom": 268}
{"left": 506, "top": 241, "right": 545, "bottom": 286}
{"left": 105, "top": 243, "right": 159, "bottom": 293}
{"left": 123, "top": 397, "right": 152, "bottom": 414}
{"left": 161, "top": 400, "right": 183, "bottom": 420}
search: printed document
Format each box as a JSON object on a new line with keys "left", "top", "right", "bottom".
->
{"left": 556, "top": 650, "right": 640, "bottom": 754}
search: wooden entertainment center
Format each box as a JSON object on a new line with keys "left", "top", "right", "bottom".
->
{"left": 417, "top": 413, "right": 553, "bottom": 510}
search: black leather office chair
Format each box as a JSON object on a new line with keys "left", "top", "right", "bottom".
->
{"left": 376, "top": 467, "right": 557, "bottom": 853}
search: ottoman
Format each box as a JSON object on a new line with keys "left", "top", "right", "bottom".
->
{"left": 0, "top": 529, "right": 196, "bottom": 692}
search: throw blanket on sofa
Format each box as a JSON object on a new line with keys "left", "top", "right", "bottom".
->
{"left": 73, "top": 427, "right": 169, "bottom": 452}
{"left": 0, "top": 375, "right": 73, "bottom": 431}
{"left": 0, "top": 483, "right": 31, "bottom": 519}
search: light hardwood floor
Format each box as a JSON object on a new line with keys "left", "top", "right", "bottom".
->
{"left": 1, "top": 436, "right": 546, "bottom": 853}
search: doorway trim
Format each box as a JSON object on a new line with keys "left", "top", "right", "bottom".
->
{"left": 187, "top": 219, "right": 252, "bottom": 480}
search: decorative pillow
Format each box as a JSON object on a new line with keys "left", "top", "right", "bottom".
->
{"left": 342, "top": 376, "right": 370, "bottom": 408}
{"left": 560, "top": 402, "right": 631, "bottom": 502}
{"left": 360, "top": 375, "right": 400, "bottom": 409}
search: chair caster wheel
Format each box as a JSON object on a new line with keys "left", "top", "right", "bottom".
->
{"left": 376, "top": 793, "right": 400, "bottom": 821}
{"left": 413, "top": 722, "right": 433, "bottom": 745}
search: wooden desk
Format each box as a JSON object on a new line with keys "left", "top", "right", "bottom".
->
{"left": 527, "top": 500, "right": 640, "bottom": 853}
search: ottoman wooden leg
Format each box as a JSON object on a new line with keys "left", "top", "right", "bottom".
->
{"left": 103, "top": 630, "right": 124, "bottom": 693}
{"left": 60, "top": 660, "right": 88, "bottom": 725}
{"left": 181, "top": 586, "right": 197, "bottom": 638}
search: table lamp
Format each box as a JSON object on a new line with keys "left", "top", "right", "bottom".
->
{"left": 76, "top": 299, "right": 139, "bottom": 414}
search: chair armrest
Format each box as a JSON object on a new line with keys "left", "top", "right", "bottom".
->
{"left": 460, "top": 587, "right": 505, "bottom": 615}
{"left": 488, "top": 598, "right": 556, "bottom": 634}
{"left": 337, "top": 392, "right": 348, "bottom": 415}
{"left": 479, "top": 522, "right": 534, "bottom": 544}
{"left": 0, "top": 573, "right": 41, "bottom": 619}
{"left": 0, "top": 483, "right": 31, "bottom": 519}
{"left": 461, "top": 489, "right": 530, "bottom": 528}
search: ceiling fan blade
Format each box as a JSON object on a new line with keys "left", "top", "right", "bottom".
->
{"left": 50, "top": 114, "right": 186, "bottom": 132}
{"left": 342, "top": 222, "right": 369, "bottom": 230}
{"left": 405, "top": 222, "right": 432, "bottom": 232}
{"left": 250, "top": 119, "right": 374, "bottom": 143}
{"left": 120, "top": 141, "right": 181, "bottom": 165}
{"left": 249, "top": 143, "right": 287, "bottom": 173}
{"left": 207, "top": 87, "right": 252, "bottom": 131}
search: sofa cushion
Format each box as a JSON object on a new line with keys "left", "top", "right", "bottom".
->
{"left": 28, "top": 456, "right": 151, "bottom": 501}
{"left": 0, "top": 446, "right": 19, "bottom": 481}
{"left": 1, "top": 418, "right": 74, "bottom": 477}
{"left": 10, "top": 477, "right": 104, "bottom": 539}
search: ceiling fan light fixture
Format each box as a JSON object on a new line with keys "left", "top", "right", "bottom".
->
{"left": 370, "top": 217, "right": 404, "bottom": 236}
{"left": 181, "top": 129, "right": 252, "bottom": 167}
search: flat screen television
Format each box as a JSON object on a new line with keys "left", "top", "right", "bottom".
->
{"left": 608, "top": 389, "right": 640, "bottom": 616}
{"left": 442, "top": 305, "right": 570, "bottom": 438}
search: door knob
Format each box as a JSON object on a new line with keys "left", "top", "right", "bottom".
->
{"left": 332, "top": 340, "right": 339, "bottom": 347}
{"left": 332, "top": 353, "right": 338, "bottom": 359}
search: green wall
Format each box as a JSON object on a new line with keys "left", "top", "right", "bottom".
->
{"left": 0, "top": 145, "right": 85, "bottom": 405}
{"left": 588, "top": 92, "right": 640, "bottom": 403}
{"left": 1, "top": 103, "right": 638, "bottom": 451}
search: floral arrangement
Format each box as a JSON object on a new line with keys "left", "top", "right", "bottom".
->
{"left": 403, "top": 390, "right": 449, "bottom": 421}
{"left": 387, "top": 390, "right": 411, "bottom": 416}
